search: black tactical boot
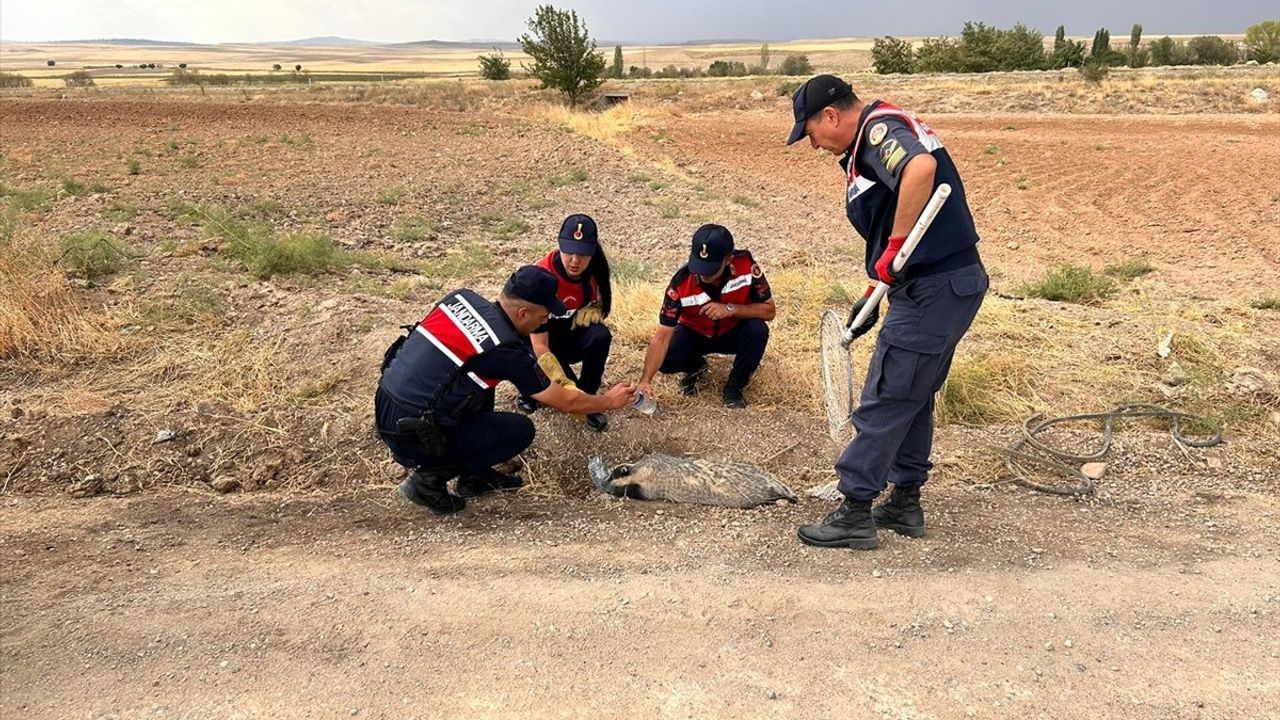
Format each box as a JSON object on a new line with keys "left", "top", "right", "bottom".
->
{"left": 722, "top": 381, "right": 747, "bottom": 409}
{"left": 399, "top": 469, "right": 465, "bottom": 515}
{"left": 455, "top": 467, "right": 524, "bottom": 498}
{"left": 797, "top": 498, "right": 878, "bottom": 549}
{"left": 872, "top": 484, "right": 926, "bottom": 538}
{"left": 677, "top": 358, "right": 709, "bottom": 396}
{"left": 515, "top": 396, "right": 540, "bottom": 414}
{"left": 585, "top": 412, "right": 609, "bottom": 432}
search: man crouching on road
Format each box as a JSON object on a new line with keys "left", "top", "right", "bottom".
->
{"left": 636, "top": 224, "right": 775, "bottom": 409}
{"left": 375, "top": 266, "right": 636, "bottom": 515}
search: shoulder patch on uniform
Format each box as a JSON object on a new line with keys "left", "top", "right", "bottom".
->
{"left": 868, "top": 122, "right": 888, "bottom": 146}
{"left": 751, "top": 263, "right": 763, "bottom": 278}
{"left": 880, "top": 137, "right": 908, "bottom": 175}
{"left": 666, "top": 288, "right": 680, "bottom": 300}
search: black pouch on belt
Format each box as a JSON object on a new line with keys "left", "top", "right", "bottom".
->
{"left": 395, "top": 415, "right": 445, "bottom": 457}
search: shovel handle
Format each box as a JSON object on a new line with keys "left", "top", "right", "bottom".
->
{"left": 843, "top": 183, "right": 952, "bottom": 346}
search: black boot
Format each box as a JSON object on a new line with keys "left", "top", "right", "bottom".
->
{"left": 585, "top": 412, "right": 609, "bottom": 432}
{"left": 722, "top": 381, "right": 747, "bottom": 409}
{"left": 455, "top": 467, "right": 524, "bottom": 498}
{"left": 797, "top": 498, "right": 878, "bottom": 549}
{"left": 872, "top": 484, "right": 926, "bottom": 538}
{"left": 515, "top": 396, "right": 540, "bottom": 414}
{"left": 399, "top": 469, "right": 465, "bottom": 515}
{"left": 677, "top": 358, "right": 709, "bottom": 396}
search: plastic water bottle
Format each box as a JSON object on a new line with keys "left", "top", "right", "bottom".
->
{"left": 631, "top": 391, "right": 657, "bottom": 416}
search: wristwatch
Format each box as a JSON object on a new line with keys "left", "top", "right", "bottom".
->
{"left": 726, "top": 303, "right": 736, "bottom": 316}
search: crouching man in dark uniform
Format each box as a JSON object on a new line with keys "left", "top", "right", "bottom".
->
{"left": 376, "top": 266, "right": 637, "bottom": 515}
{"left": 787, "top": 75, "right": 989, "bottom": 549}
{"left": 637, "top": 224, "right": 775, "bottom": 409}
{"left": 517, "top": 213, "right": 616, "bottom": 432}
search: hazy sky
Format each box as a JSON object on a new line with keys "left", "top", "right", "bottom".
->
{"left": 1, "top": 0, "right": 1274, "bottom": 44}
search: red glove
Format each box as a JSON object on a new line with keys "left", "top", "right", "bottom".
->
{"left": 874, "top": 235, "right": 906, "bottom": 284}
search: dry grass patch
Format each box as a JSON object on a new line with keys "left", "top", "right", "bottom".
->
{"left": 0, "top": 235, "right": 131, "bottom": 362}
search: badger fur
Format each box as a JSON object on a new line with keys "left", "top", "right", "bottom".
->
{"left": 588, "top": 453, "right": 796, "bottom": 508}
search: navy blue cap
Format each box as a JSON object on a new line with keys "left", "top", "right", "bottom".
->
{"left": 689, "top": 224, "right": 734, "bottom": 276}
{"left": 503, "top": 265, "right": 567, "bottom": 316}
{"left": 557, "top": 214, "right": 599, "bottom": 256}
{"left": 787, "top": 74, "right": 854, "bottom": 145}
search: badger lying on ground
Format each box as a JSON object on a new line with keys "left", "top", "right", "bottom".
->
{"left": 588, "top": 453, "right": 797, "bottom": 508}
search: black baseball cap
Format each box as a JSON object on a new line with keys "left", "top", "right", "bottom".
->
{"left": 688, "top": 224, "right": 734, "bottom": 276}
{"left": 503, "top": 265, "right": 567, "bottom": 316}
{"left": 786, "top": 74, "right": 854, "bottom": 145}
{"left": 557, "top": 213, "right": 599, "bottom": 256}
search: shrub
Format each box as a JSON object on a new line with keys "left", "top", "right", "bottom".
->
{"left": 0, "top": 72, "right": 33, "bottom": 88}
{"left": 776, "top": 79, "right": 803, "bottom": 96}
{"left": 1250, "top": 297, "right": 1279, "bottom": 310}
{"left": 777, "top": 54, "right": 812, "bottom": 76}
{"left": 63, "top": 70, "right": 95, "bottom": 88}
{"left": 1080, "top": 61, "right": 1109, "bottom": 83}
{"left": 60, "top": 177, "right": 87, "bottom": 196}
{"left": 1103, "top": 260, "right": 1155, "bottom": 279}
{"left": 167, "top": 69, "right": 233, "bottom": 86}
{"left": 1187, "top": 35, "right": 1238, "bottom": 65}
{"left": 1149, "top": 36, "right": 1191, "bottom": 66}
{"left": 707, "top": 60, "right": 748, "bottom": 77}
{"left": 126, "top": 158, "right": 142, "bottom": 175}
{"left": 1020, "top": 264, "right": 1117, "bottom": 304}
{"left": 478, "top": 50, "right": 511, "bottom": 80}
{"left": 871, "top": 36, "right": 915, "bottom": 74}
{"left": 917, "top": 36, "right": 963, "bottom": 72}
{"left": 1244, "top": 20, "right": 1280, "bottom": 63}
{"left": 58, "top": 231, "right": 131, "bottom": 281}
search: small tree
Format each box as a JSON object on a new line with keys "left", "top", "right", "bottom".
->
{"left": 64, "top": 70, "right": 95, "bottom": 88}
{"left": 1127, "top": 23, "right": 1148, "bottom": 68}
{"left": 1244, "top": 20, "right": 1280, "bottom": 63}
{"left": 47, "top": 60, "right": 56, "bottom": 67}
{"left": 272, "top": 63, "right": 282, "bottom": 71}
{"left": 115, "top": 64, "right": 123, "bottom": 69}
{"left": 1091, "top": 28, "right": 1111, "bottom": 60}
{"left": 994, "top": 23, "right": 1046, "bottom": 70}
{"left": 917, "top": 36, "right": 963, "bottom": 72}
{"left": 1187, "top": 35, "right": 1238, "bottom": 65}
{"left": 479, "top": 49, "right": 511, "bottom": 80}
{"left": 518, "top": 4, "right": 606, "bottom": 108}
{"left": 958, "top": 21, "right": 1001, "bottom": 72}
{"left": 1051, "top": 26, "right": 1085, "bottom": 69}
{"left": 295, "top": 64, "right": 303, "bottom": 72}
{"left": 1149, "top": 36, "right": 1186, "bottom": 66}
{"left": 611, "top": 45, "right": 623, "bottom": 79}
{"left": 759, "top": 42, "right": 771, "bottom": 71}
{"left": 777, "top": 54, "right": 812, "bottom": 76}
{"left": 871, "top": 36, "right": 915, "bottom": 74}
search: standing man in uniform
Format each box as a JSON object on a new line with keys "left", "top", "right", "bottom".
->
{"left": 376, "top": 266, "right": 636, "bottom": 515}
{"left": 517, "top": 214, "right": 615, "bottom": 432}
{"left": 787, "top": 75, "right": 989, "bottom": 550}
{"left": 637, "top": 224, "right": 775, "bottom": 409}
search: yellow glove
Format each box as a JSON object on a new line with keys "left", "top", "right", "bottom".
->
{"left": 571, "top": 302, "right": 604, "bottom": 329}
{"left": 536, "top": 352, "right": 586, "bottom": 419}
{"left": 537, "top": 352, "right": 579, "bottom": 392}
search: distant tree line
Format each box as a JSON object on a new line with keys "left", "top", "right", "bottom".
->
{"left": 870, "top": 20, "right": 1279, "bottom": 75}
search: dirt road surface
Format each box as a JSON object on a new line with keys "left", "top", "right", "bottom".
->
{"left": 4, "top": 467, "right": 1278, "bottom": 719}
